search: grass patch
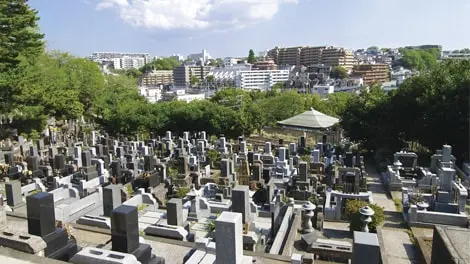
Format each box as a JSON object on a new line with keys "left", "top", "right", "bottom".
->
{"left": 393, "top": 198, "right": 403, "bottom": 212}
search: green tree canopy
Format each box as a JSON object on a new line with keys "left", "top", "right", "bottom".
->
{"left": 139, "top": 57, "right": 181, "bottom": 73}
{"left": 340, "top": 60, "right": 470, "bottom": 163}
{"left": 0, "top": 0, "right": 44, "bottom": 114}
{"left": 190, "top": 75, "right": 200, "bottom": 87}
{"left": 329, "top": 66, "right": 348, "bottom": 79}
{"left": 247, "top": 49, "right": 256, "bottom": 64}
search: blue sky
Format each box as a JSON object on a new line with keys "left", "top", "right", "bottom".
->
{"left": 29, "top": 0, "right": 470, "bottom": 58}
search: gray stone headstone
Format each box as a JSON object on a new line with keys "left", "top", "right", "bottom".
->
{"left": 352, "top": 231, "right": 381, "bottom": 264}
{"left": 215, "top": 212, "right": 243, "bottom": 264}
{"left": 103, "top": 185, "right": 122, "bottom": 217}
{"left": 167, "top": 198, "right": 183, "bottom": 226}
{"left": 232, "top": 185, "right": 251, "bottom": 224}
{"left": 5, "top": 181, "right": 23, "bottom": 207}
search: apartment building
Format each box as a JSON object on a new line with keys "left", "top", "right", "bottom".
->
{"left": 139, "top": 70, "right": 173, "bottom": 87}
{"left": 253, "top": 59, "right": 277, "bottom": 70}
{"left": 300, "top": 46, "right": 325, "bottom": 66}
{"left": 321, "top": 47, "right": 355, "bottom": 70}
{"left": 268, "top": 46, "right": 355, "bottom": 69}
{"left": 352, "top": 64, "right": 390, "bottom": 85}
{"left": 90, "top": 52, "right": 150, "bottom": 65}
{"left": 173, "top": 66, "right": 212, "bottom": 87}
{"left": 235, "top": 70, "right": 289, "bottom": 91}
{"left": 139, "top": 86, "right": 163, "bottom": 103}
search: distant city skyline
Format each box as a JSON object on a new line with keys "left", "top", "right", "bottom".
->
{"left": 29, "top": 0, "right": 470, "bottom": 58}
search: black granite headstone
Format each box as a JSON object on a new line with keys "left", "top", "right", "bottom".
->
{"left": 263, "top": 168, "right": 270, "bottom": 183}
{"left": 81, "top": 151, "right": 92, "bottom": 167}
{"left": 345, "top": 152, "right": 353, "bottom": 167}
{"left": 4, "top": 152, "right": 14, "bottom": 166}
{"left": 27, "top": 192, "right": 56, "bottom": 237}
{"left": 111, "top": 205, "right": 139, "bottom": 254}
{"left": 103, "top": 145, "right": 110, "bottom": 156}
{"left": 247, "top": 151, "right": 254, "bottom": 165}
{"left": 110, "top": 160, "right": 122, "bottom": 178}
{"left": 54, "top": 154, "right": 65, "bottom": 170}
{"left": 27, "top": 156, "right": 40, "bottom": 171}
{"left": 144, "top": 155, "right": 155, "bottom": 172}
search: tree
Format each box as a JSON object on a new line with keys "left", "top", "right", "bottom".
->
{"left": 0, "top": 0, "right": 44, "bottom": 114}
{"left": 0, "top": 0, "right": 44, "bottom": 71}
{"left": 344, "top": 200, "right": 385, "bottom": 233}
{"left": 114, "top": 68, "right": 142, "bottom": 79}
{"left": 329, "top": 66, "right": 348, "bottom": 79}
{"left": 190, "top": 75, "right": 200, "bottom": 87}
{"left": 139, "top": 57, "right": 181, "bottom": 73}
{"left": 206, "top": 75, "right": 215, "bottom": 88}
{"left": 247, "top": 49, "right": 256, "bottom": 64}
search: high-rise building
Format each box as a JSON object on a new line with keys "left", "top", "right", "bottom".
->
{"left": 235, "top": 70, "right": 289, "bottom": 91}
{"left": 173, "top": 65, "right": 212, "bottom": 87}
{"left": 352, "top": 64, "right": 390, "bottom": 85}
{"left": 139, "top": 70, "right": 173, "bottom": 87}
{"left": 267, "top": 46, "right": 356, "bottom": 70}
{"left": 90, "top": 52, "right": 149, "bottom": 70}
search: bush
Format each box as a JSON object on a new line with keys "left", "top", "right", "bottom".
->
{"left": 344, "top": 200, "right": 385, "bottom": 233}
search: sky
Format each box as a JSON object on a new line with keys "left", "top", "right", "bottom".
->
{"left": 29, "top": 0, "right": 470, "bottom": 58}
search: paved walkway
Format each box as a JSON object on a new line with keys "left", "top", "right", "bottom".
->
{"left": 365, "top": 165, "right": 421, "bottom": 264}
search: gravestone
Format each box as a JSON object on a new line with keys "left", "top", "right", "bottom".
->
{"left": 29, "top": 145, "right": 39, "bottom": 157}
{"left": 103, "top": 184, "right": 122, "bottom": 217}
{"left": 232, "top": 185, "right": 251, "bottom": 224}
{"left": 220, "top": 159, "right": 230, "bottom": 177}
{"left": 298, "top": 162, "right": 308, "bottom": 182}
{"left": 27, "top": 192, "right": 56, "bottom": 237}
{"left": 252, "top": 164, "right": 261, "bottom": 181}
{"left": 167, "top": 198, "right": 183, "bottom": 226}
{"left": 144, "top": 155, "right": 155, "bottom": 172}
{"left": 27, "top": 192, "right": 78, "bottom": 260}
{"left": 27, "top": 155, "right": 40, "bottom": 171}
{"left": 352, "top": 231, "right": 381, "bottom": 264}
{"left": 5, "top": 181, "right": 23, "bottom": 207}
{"left": 81, "top": 151, "right": 92, "bottom": 167}
{"left": 4, "top": 152, "right": 14, "bottom": 166}
{"left": 111, "top": 205, "right": 139, "bottom": 253}
{"left": 215, "top": 212, "right": 243, "bottom": 264}
{"left": 54, "top": 154, "right": 66, "bottom": 170}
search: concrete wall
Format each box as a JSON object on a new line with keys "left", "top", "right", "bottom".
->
{"left": 55, "top": 190, "right": 102, "bottom": 223}
{"left": 53, "top": 175, "right": 73, "bottom": 188}
{"left": 50, "top": 187, "right": 79, "bottom": 203}
{"left": 409, "top": 205, "right": 468, "bottom": 227}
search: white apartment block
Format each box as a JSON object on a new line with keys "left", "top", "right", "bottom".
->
{"left": 139, "top": 86, "right": 163, "bottom": 103}
{"left": 90, "top": 52, "right": 149, "bottom": 62}
{"left": 297, "top": 85, "right": 335, "bottom": 98}
{"left": 112, "top": 56, "right": 145, "bottom": 70}
{"left": 187, "top": 49, "right": 212, "bottom": 64}
{"left": 235, "top": 70, "right": 290, "bottom": 91}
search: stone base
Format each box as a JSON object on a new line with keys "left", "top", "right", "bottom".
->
{"left": 301, "top": 232, "right": 320, "bottom": 248}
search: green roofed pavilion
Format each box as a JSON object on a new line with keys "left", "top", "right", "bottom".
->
{"left": 277, "top": 108, "right": 339, "bottom": 131}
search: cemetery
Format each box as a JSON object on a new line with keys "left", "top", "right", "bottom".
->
{"left": 0, "top": 122, "right": 468, "bottom": 264}
{"left": 384, "top": 145, "right": 469, "bottom": 227}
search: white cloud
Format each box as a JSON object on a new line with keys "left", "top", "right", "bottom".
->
{"left": 95, "top": 0, "right": 297, "bottom": 30}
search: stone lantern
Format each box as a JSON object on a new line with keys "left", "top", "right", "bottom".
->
{"left": 417, "top": 201, "right": 429, "bottom": 211}
{"left": 301, "top": 201, "right": 316, "bottom": 233}
{"left": 359, "top": 206, "right": 375, "bottom": 233}
{"left": 393, "top": 160, "right": 402, "bottom": 171}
